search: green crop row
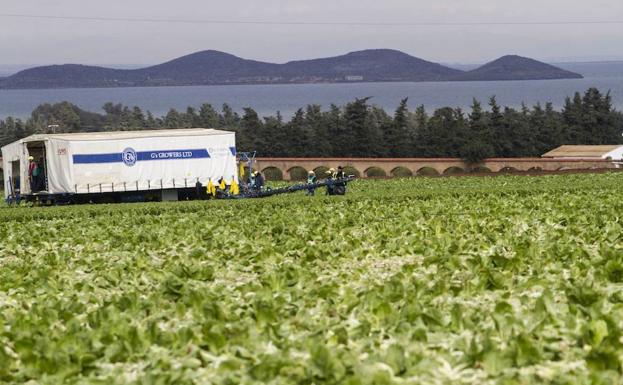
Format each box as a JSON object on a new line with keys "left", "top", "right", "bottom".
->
{"left": 0, "top": 173, "right": 622, "bottom": 384}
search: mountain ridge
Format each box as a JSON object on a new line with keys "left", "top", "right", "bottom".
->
{"left": 0, "top": 49, "right": 582, "bottom": 89}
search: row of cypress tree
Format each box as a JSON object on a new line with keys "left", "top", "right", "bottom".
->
{"left": 1, "top": 88, "right": 621, "bottom": 162}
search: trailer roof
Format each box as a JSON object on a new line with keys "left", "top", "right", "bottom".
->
{"left": 16, "top": 128, "right": 233, "bottom": 142}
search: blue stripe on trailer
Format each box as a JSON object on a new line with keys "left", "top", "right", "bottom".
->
{"left": 72, "top": 153, "right": 122, "bottom": 164}
{"left": 73, "top": 149, "right": 211, "bottom": 164}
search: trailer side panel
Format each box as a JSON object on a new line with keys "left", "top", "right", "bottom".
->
{"left": 47, "top": 132, "right": 236, "bottom": 194}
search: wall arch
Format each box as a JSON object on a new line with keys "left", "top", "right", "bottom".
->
{"left": 342, "top": 166, "right": 361, "bottom": 178}
{"left": 471, "top": 166, "right": 492, "bottom": 173}
{"left": 364, "top": 166, "right": 387, "bottom": 178}
{"left": 261, "top": 167, "right": 283, "bottom": 181}
{"left": 390, "top": 166, "right": 413, "bottom": 178}
{"left": 287, "top": 166, "right": 308, "bottom": 181}
{"left": 417, "top": 167, "right": 440, "bottom": 176}
{"left": 443, "top": 166, "right": 464, "bottom": 175}
{"left": 313, "top": 166, "right": 329, "bottom": 177}
{"left": 499, "top": 166, "right": 518, "bottom": 173}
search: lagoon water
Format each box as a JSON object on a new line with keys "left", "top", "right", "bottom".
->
{"left": 1, "top": 62, "right": 621, "bottom": 119}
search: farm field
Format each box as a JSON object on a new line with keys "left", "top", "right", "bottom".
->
{"left": 1, "top": 173, "right": 623, "bottom": 384}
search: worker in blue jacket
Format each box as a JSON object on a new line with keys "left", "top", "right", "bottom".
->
{"left": 334, "top": 165, "right": 347, "bottom": 195}
{"left": 325, "top": 169, "right": 335, "bottom": 195}
{"left": 306, "top": 170, "right": 317, "bottom": 196}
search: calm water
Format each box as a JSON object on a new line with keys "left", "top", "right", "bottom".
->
{"left": 1, "top": 62, "right": 621, "bottom": 119}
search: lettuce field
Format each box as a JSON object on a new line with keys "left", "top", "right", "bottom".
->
{"left": 1, "top": 173, "right": 623, "bottom": 384}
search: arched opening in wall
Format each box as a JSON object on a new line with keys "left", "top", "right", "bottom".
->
{"left": 416, "top": 167, "right": 439, "bottom": 176}
{"left": 527, "top": 167, "right": 543, "bottom": 172}
{"left": 390, "top": 166, "right": 413, "bottom": 178}
{"left": 262, "top": 167, "right": 283, "bottom": 181}
{"left": 313, "top": 166, "right": 329, "bottom": 177}
{"left": 499, "top": 166, "right": 518, "bottom": 173}
{"left": 342, "top": 166, "right": 361, "bottom": 178}
{"left": 288, "top": 166, "right": 308, "bottom": 181}
{"left": 470, "top": 166, "right": 492, "bottom": 174}
{"left": 443, "top": 167, "right": 464, "bottom": 175}
{"left": 365, "top": 167, "right": 387, "bottom": 178}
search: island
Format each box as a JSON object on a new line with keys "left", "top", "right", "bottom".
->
{"left": 0, "top": 49, "right": 583, "bottom": 89}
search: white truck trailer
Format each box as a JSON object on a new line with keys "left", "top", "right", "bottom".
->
{"left": 2, "top": 128, "right": 237, "bottom": 203}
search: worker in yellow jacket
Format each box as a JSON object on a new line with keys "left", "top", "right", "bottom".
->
{"left": 230, "top": 177, "right": 240, "bottom": 195}
{"left": 206, "top": 179, "right": 216, "bottom": 197}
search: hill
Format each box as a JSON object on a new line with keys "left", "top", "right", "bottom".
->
{"left": 0, "top": 64, "right": 135, "bottom": 88}
{"left": 0, "top": 50, "right": 582, "bottom": 89}
{"left": 133, "top": 50, "right": 281, "bottom": 86}
{"left": 455, "top": 55, "right": 584, "bottom": 81}
{"left": 280, "top": 49, "right": 462, "bottom": 82}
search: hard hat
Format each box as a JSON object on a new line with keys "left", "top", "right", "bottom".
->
{"left": 308, "top": 170, "right": 314, "bottom": 175}
{"left": 28, "top": 156, "right": 34, "bottom": 160}
{"left": 325, "top": 170, "right": 332, "bottom": 174}
{"left": 329, "top": 168, "right": 335, "bottom": 172}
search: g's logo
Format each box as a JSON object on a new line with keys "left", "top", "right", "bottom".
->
{"left": 122, "top": 147, "right": 137, "bottom": 167}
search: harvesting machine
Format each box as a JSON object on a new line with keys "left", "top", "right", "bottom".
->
{"left": 220, "top": 151, "right": 355, "bottom": 199}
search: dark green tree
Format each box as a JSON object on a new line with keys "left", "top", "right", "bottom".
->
{"left": 460, "top": 98, "right": 494, "bottom": 162}
{"left": 238, "top": 107, "right": 262, "bottom": 152}
{"left": 343, "top": 97, "right": 373, "bottom": 156}
{"left": 220, "top": 104, "right": 239, "bottom": 128}
{"left": 198, "top": 104, "right": 221, "bottom": 128}
{"left": 386, "top": 98, "right": 412, "bottom": 157}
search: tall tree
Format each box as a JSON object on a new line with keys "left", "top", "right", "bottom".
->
{"left": 343, "top": 97, "right": 372, "bottom": 156}
{"left": 198, "top": 104, "right": 221, "bottom": 128}
{"left": 386, "top": 98, "right": 412, "bottom": 157}
{"left": 238, "top": 107, "right": 262, "bottom": 152}
{"left": 461, "top": 98, "right": 494, "bottom": 162}
{"left": 220, "top": 104, "right": 240, "bottom": 128}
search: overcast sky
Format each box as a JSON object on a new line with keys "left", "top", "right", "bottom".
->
{"left": 1, "top": 0, "right": 622, "bottom": 67}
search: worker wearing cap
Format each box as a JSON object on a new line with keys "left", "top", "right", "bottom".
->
{"left": 335, "top": 166, "right": 345, "bottom": 180}
{"left": 306, "top": 170, "right": 317, "bottom": 196}
{"left": 254, "top": 171, "right": 264, "bottom": 191}
{"left": 325, "top": 169, "right": 335, "bottom": 195}
{"left": 27, "top": 156, "right": 36, "bottom": 191}
{"left": 248, "top": 171, "right": 255, "bottom": 189}
{"left": 335, "top": 165, "right": 347, "bottom": 195}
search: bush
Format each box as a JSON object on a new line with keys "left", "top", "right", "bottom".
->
{"left": 443, "top": 167, "right": 464, "bottom": 175}
{"left": 288, "top": 167, "right": 308, "bottom": 181}
{"left": 391, "top": 167, "right": 413, "bottom": 178}
{"left": 499, "top": 167, "right": 518, "bottom": 173}
{"left": 313, "top": 166, "right": 329, "bottom": 177}
{"left": 417, "top": 167, "right": 439, "bottom": 176}
{"left": 342, "top": 166, "right": 361, "bottom": 178}
{"left": 262, "top": 167, "right": 283, "bottom": 181}
{"left": 471, "top": 166, "right": 492, "bottom": 173}
{"left": 365, "top": 167, "right": 387, "bottom": 178}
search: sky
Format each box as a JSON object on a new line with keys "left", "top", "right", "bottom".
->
{"left": 1, "top": 0, "right": 622, "bottom": 68}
